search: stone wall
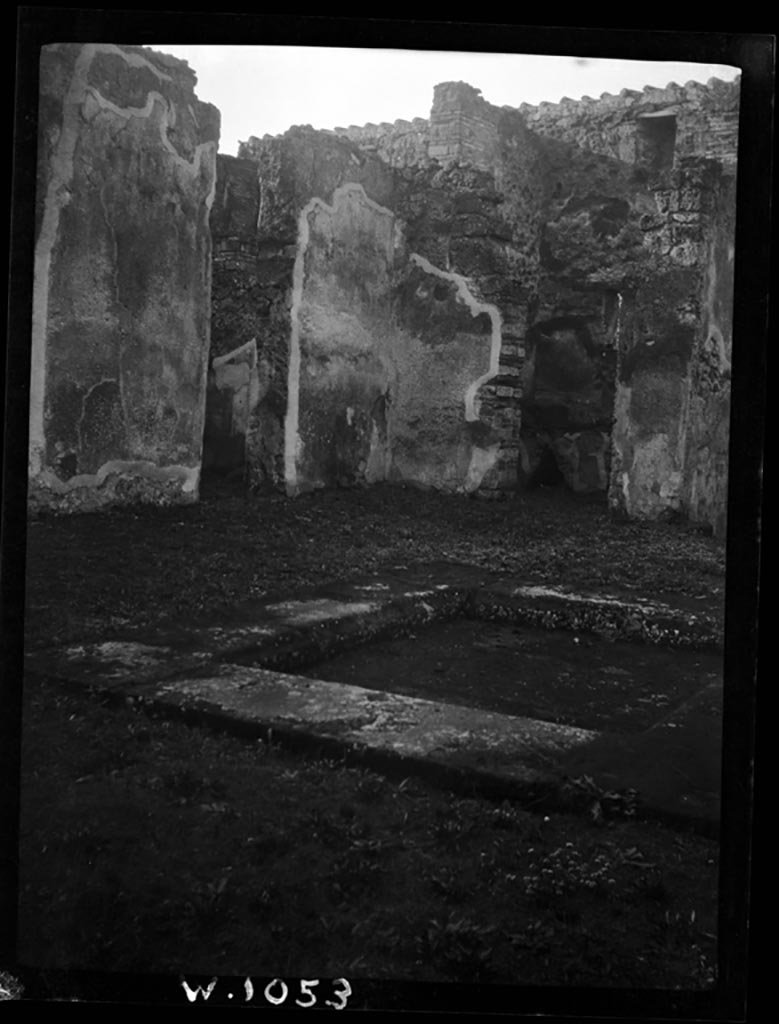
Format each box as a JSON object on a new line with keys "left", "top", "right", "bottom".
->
{"left": 243, "top": 118, "right": 431, "bottom": 170}
{"left": 35, "top": 48, "right": 735, "bottom": 533}
{"left": 30, "top": 43, "right": 219, "bottom": 511}
{"left": 305, "top": 75, "right": 739, "bottom": 180}
{"left": 518, "top": 83, "right": 737, "bottom": 532}
{"left": 242, "top": 81, "right": 502, "bottom": 173}
{"left": 222, "top": 114, "right": 543, "bottom": 496}
{"left": 608, "top": 159, "right": 735, "bottom": 533}
{"left": 221, "top": 74, "right": 736, "bottom": 529}
{"left": 230, "top": 129, "right": 397, "bottom": 491}
{"left": 210, "top": 155, "right": 263, "bottom": 360}
{"left": 680, "top": 169, "right": 737, "bottom": 538}
{"left": 427, "top": 81, "right": 502, "bottom": 171}
{"left": 520, "top": 77, "right": 740, "bottom": 175}
{"left": 525, "top": 136, "right": 651, "bottom": 494}
{"left": 390, "top": 127, "right": 543, "bottom": 495}
{"left": 207, "top": 154, "right": 283, "bottom": 486}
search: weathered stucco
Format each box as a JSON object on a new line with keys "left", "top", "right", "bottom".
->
{"left": 218, "top": 85, "right": 544, "bottom": 499}
{"left": 221, "top": 78, "right": 735, "bottom": 527}
{"left": 286, "top": 184, "right": 504, "bottom": 494}
{"left": 681, "top": 171, "right": 736, "bottom": 538}
{"left": 217, "top": 108, "right": 541, "bottom": 497}
{"left": 607, "top": 159, "right": 736, "bottom": 533}
{"left": 29, "top": 43, "right": 219, "bottom": 511}
{"left": 32, "top": 51, "right": 737, "bottom": 535}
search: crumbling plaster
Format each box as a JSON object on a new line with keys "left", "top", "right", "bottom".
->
{"left": 221, "top": 85, "right": 543, "bottom": 498}
{"left": 284, "top": 184, "right": 505, "bottom": 495}
{"left": 218, "top": 76, "right": 736, "bottom": 531}
{"left": 30, "top": 43, "right": 219, "bottom": 511}
{"left": 31, "top": 47, "right": 738, "bottom": 536}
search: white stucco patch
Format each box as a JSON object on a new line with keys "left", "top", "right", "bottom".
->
{"left": 285, "top": 184, "right": 397, "bottom": 496}
{"left": 463, "top": 444, "right": 500, "bottom": 492}
{"left": 36, "top": 460, "right": 199, "bottom": 494}
{"left": 284, "top": 197, "right": 315, "bottom": 495}
{"left": 264, "top": 597, "right": 379, "bottom": 625}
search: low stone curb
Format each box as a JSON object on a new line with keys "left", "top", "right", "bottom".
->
{"left": 24, "top": 563, "right": 723, "bottom": 834}
{"left": 467, "top": 583, "right": 722, "bottom": 650}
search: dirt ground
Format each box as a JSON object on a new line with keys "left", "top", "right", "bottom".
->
{"left": 18, "top": 483, "right": 729, "bottom": 995}
{"left": 23, "top": 482, "right": 725, "bottom": 652}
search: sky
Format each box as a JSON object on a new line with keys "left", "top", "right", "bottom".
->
{"left": 151, "top": 45, "right": 741, "bottom": 157}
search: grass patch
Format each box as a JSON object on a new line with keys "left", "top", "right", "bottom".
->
{"left": 19, "top": 673, "right": 718, "bottom": 986}
{"left": 19, "top": 486, "right": 726, "bottom": 986}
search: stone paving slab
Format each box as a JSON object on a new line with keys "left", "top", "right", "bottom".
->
{"left": 154, "top": 663, "right": 597, "bottom": 761}
{"left": 25, "top": 582, "right": 467, "bottom": 684}
{"left": 147, "top": 664, "right": 599, "bottom": 790}
{"left": 24, "top": 640, "right": 212, "bottom": 690}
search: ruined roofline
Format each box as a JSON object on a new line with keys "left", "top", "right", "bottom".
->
{"left": 236, "top": 73, "right": 740, "bottom": 161}
{"left": 41, "top": 42, "right": 197, "bottom": 80}
{"left": 133, "top": 44, "right": 199, "bottom": 77}
{"left": 239, "top": 116, "right": 428, "bottom": 151}
{"left": 330, "top": 117, "right": 429, "bottom": 137}
{"left": 320, "top": 74, "right": 740, "bottom": 143}
{"left": 134, "top": 44, "right": 222, "bottom": 104}
{"left": 517, "top": 75, "right": 740, "bottom": 119}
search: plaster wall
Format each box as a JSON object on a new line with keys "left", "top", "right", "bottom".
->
{"left": 223, "top": 113, "right": 542, "bottom": 499}
{"left": 681, "top": 172, "right": 737, "bottom": 537}
{"left": 608, "top": 160, "right": 734, "bottom": 531}
{"left": 287, "top": 185, "right": 502, "bottom": 494}
{"left": 30, "top": 43, "right": 219, "bottom": 511}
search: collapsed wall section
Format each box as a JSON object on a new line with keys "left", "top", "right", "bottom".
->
{"left": 30, "top": 44, "right": 219, "bottom": 511}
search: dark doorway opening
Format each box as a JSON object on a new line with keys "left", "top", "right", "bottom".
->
{"left": 528, "top": 446, "right": 565, "bottom": 489}
{"left": 200, "top": 340, "right": 259, "bottom": 498}
{"left": 201, "top": 406, "right": 249, "bottom": 497}
{"left": 636, "top": 114, "right": 677, "bottom": 177}
{"left": 518, "top": 312, "right": 616, "bottom": 496}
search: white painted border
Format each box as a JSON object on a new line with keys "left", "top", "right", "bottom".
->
{"left": 284, "top": 183, "right": 397, "bottom": 496}
{"left": 35, "top": 460, "right": 200, "bottom": 495}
